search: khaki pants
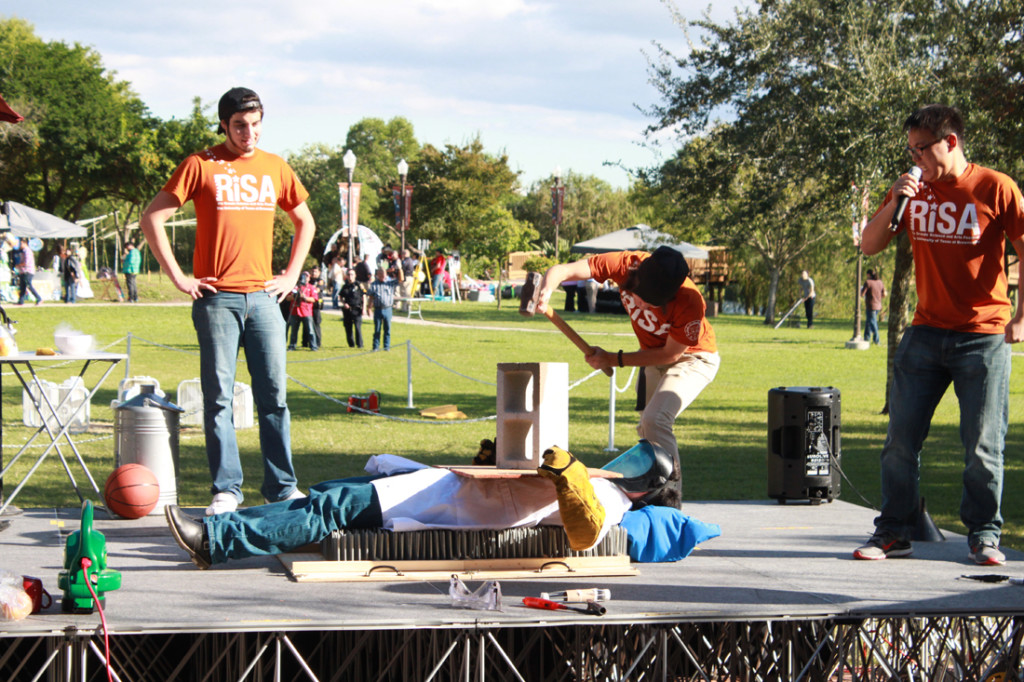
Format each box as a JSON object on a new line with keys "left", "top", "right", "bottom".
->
{"left": 397, "top": 278, "right": 415, "bottom": 311}
{"left": 638, "top": 351, "right": 720, "bottom": 491}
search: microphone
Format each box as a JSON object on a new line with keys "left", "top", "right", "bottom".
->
{"left": 889, "top": 166, "right": 922, "bottom": 232}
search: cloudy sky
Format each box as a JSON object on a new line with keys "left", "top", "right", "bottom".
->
{"left": 4, "top": 0, "right": 747, "bottom": 189}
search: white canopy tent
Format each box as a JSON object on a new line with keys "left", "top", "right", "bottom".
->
{"left": 0, "top": 201, "right": 91, "bottom": 301}
{"left": 1, "top": 201, "right": 88, "bottom": 239}
{"left": 322, "top": 224, "right": 384, "bottom": 269}
{"left": 571, "top": 224, "right": 708, "bottom": 261}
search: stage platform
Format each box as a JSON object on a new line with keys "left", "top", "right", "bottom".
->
{"left": 3, "top": 499, "right": 1024, "bottom": 680}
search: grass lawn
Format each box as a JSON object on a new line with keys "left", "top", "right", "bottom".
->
{"left": 3, "top": 275, "right": 1023, "bottom": 552}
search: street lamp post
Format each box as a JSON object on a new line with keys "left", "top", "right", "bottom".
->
{"left": 343, "top": 150, "right": 357, "bottom": 268}
{"left": 397, "top": 158, "right": 409, "bottom": 253}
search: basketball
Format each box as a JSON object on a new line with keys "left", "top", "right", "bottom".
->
{"left": 104, "top": 463, "right": 160, "bottom": 519}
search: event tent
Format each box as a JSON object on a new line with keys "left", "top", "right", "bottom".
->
{"left": 570, "top": 224, "right": 708, "bottom": 260}
{"left": 322, "top": 224, "right": 384, "bottom": 268}
{"left": 1, "top": 201, "right": 88, "bottom": 239}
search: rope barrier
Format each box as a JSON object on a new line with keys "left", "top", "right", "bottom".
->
{"left": 113, "top": 334, "right": 193, "bottom": 357}
{"left": 613, "top": 367, "right": 638, "bottom": 394}
{"left": 4, "top": 331, "right": 633, "bottom": 446}
{"left": 286, "top": 347, "right": 379, "bottom": 364}
{"left": 409, "top": 344, "right": 496, "bottom": 386}
{"left": 285, "top": 372, "right": 497, "bottom": 425}
{"left": 1, "top": 434, "right": 113, "bottom": 449}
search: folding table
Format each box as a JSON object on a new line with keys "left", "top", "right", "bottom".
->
{"left": 0, "top": 350, "right": 127, "bottom": 516}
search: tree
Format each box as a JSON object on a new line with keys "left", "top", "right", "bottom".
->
{"left": 413, "top": 136, "right": 525, "bottom": 251}
{"left": 513, "top": 171, "right": 646, "bottom": 261}
{"left": 285, "top": 117, "right": 420, "bottom": 266}
{"left": 411, "top": 137, "right": 535, "bottom": 304}
{"left": 0, "top": 18, "right": 158, "bottom": 221}
{"left": 342, "top": 117, "right": 420, "bottom": 246}
{"left": 643, "top": 1, "right": 938, "bottom": 322}
{"left": 938, "top": 1, "right": 1024, "bottom": 180}
{"left": 643, "top": 121, "right": 843, "bottom": 324}
{"left": 465, "top": 203, "right": 538, "bottom": 309}
{"left": 644, "top": 0, "right": 1024, "bottom": 402}
{"left": 284, "top": 143, "right": 346, "bottom": 267}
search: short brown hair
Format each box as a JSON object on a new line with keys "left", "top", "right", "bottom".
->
{"left": 904, "top": 104, "right": 965, "bottom": 141}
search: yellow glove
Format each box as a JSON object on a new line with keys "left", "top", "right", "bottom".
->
{"left": 537, "top": 446, "right": 605, "bottom": 551}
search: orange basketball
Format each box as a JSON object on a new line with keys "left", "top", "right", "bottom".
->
{"left": 104, "top": 463, "right": 160, "bottom": 519}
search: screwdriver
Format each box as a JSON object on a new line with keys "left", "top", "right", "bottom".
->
{"left": 522, "top": 597, "right": 606, "bottom": 616}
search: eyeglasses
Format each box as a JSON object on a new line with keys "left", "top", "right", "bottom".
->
{"left": 905, "top": 137, "right": 945, "bottom": 158}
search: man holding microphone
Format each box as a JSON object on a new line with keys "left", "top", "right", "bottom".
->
{"left": 854, "top": 104, "right": 1024, "bottom": 565}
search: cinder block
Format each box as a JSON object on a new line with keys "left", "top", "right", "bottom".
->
{"left": 496, "top": 362, "right": 569, "bottom": 469}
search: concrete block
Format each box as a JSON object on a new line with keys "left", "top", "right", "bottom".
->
{"left": 496, "top": 362, "right": 569, "bottom": 469}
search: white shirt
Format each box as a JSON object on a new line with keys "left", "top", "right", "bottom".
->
{"left": 365, "top": 455, "right": 631, "bottom": 543}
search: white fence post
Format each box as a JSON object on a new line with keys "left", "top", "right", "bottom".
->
{"left": 605, "top": 368, "right": 618, "bottom": 452}
{"left": 406, "top": 341, "right": 414, "bottom": 409}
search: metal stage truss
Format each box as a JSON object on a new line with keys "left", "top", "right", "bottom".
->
{"left": 3, "top": 615, "right": 1024, "bottom": 681}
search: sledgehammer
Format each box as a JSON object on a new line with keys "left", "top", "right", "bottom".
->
{"left": 519, "top": 272, "right": 614, "bottom": 376}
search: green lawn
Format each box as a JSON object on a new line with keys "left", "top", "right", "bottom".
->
{"left": 3, "top": 282, "right": 1023, "bottom": 551}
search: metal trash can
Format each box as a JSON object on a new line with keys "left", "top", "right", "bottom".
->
{"left": 114, "top": 385, "right": 185, "bottom": 514}
{"left": 767, "top": 386, "right": 841, "bottom": 504}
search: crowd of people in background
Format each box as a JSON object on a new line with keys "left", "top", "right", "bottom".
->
{"left": 278, "top": 244, "right": 419, "bottom": 352}
{"left": 3, "top": 237, "right": 87, "bottom": 304}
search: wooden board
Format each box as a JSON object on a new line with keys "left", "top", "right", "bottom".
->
{"left": 419, "top": 404, "right": 460, "bottom": 417}
{"left": 441, "top": 466, "right": 622, "bottom": 479}
{"left": 279, "top": 553, "right": 637, "bottom": 583}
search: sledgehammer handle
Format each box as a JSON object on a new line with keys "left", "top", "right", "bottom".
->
{"left": 543, "top": 308, "right": 614, "bottom": 376}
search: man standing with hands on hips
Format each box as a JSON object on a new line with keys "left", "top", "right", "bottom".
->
{"left": 536, "top": 246, "right": 720, "bottom": 507}
{"left": 854, "top": 104, "right": 1024, "bottom": 566}
{"left": 140, "top": 87, "right": 316, "bottom": 516}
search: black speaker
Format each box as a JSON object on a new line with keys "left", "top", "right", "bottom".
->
{"left": 767, "top": 386, "right": 841, "bottom": 504}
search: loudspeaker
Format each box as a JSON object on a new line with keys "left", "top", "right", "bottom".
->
{"left": 767, "top": 386, "right": 841, "bottom": 504}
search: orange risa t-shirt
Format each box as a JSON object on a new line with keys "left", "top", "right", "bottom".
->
{"left": 885, "top": 163, "right": 1024, "bottom": 333}
{"left": 162, "top": 144, "right": 309, "bottom": 293}
{"left": 587, "top": 251, "right": 717, "bottom": 354}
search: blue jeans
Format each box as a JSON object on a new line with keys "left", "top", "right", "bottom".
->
{"left": 192, "top": 291, "right": 297, "bottom": 504}
{"left": 18, "top": 272, "right": 41, "bottom": 304}
{"left": 373, "top": 306, "right": 393, "bottom": 350}
{"left": 875, "top": 325, "right": 1011, "bottom": 546}
{"left": 864, "top": 309, "right": 880, "bottom": 344}
{"left": 204, "top": 476, "right": 382, "bottom": 563}
{"left": 63, "top": 279, "right": 77, "bottom": 303}
{"left": 287, "top": 314, "right": 317, "bottom": 350}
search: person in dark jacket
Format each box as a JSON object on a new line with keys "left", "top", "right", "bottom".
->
{"left": 339, "top": 268, "right": 364, "bottom": 348}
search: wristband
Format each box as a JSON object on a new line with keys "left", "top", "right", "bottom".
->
{"left": 617, "top": 350, "right": 624, "bottom": 368}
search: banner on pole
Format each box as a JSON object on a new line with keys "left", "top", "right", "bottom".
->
{"left": 392, "top": 185, "right": 414, "bottom": 232}
{"left": 338, "top": 182, "right": 363, "bottom": 233}
{"left": 550, "top": 185, "right": 565, "bottom": 226}
{"left": 338, "top": 183, "right": 349, "bottom": 229}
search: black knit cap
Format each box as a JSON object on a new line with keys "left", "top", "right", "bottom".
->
{"left": 631, "top": 245, "right": 689, "bottom": 306}
{"left": 218, "top": 87, "right": 263, "bottom": 130}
